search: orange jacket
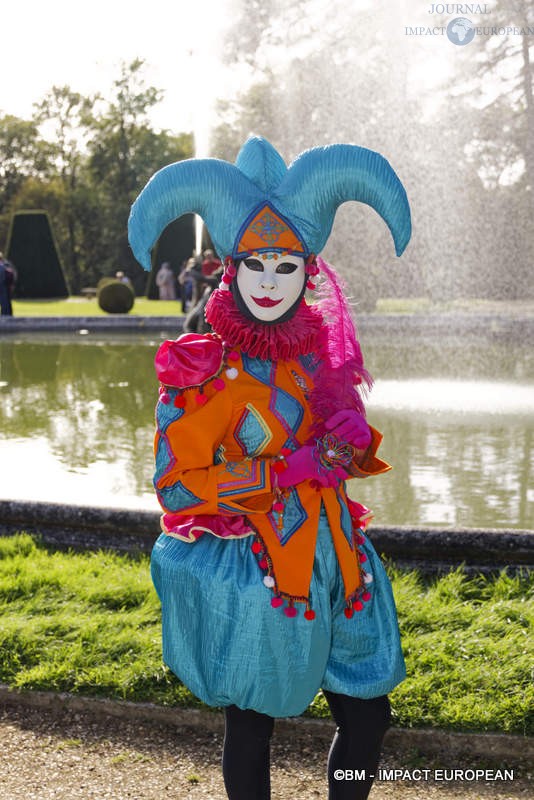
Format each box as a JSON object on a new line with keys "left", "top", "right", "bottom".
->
{"left": 154, "top": 336, "right": 390, "bottom": 609}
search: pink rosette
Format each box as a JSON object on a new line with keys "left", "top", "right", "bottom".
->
{"left": 155, "top": 333, "right": 224, "bottom": 388}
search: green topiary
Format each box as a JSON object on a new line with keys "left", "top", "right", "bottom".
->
{"left": 6, "top": 210, "right": 69, "bottom": 298}
{"left": 97, "top": 280, "right": 135, "bottom": 314}
{"left": 145, "top": 213, "right": 198, "bottom": 299}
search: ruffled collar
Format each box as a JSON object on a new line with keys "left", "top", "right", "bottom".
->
{"left": 205, "top": 289, "right": 324, "bottom": 361}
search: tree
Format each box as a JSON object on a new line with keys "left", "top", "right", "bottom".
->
{"left": 3, "top": 61, "right": 194, "bottom": 293}
{"left": 84, "top": 59, "right": 193, "bottom": 291}
{"left": 467, "top": 0, "right": 534, "bottom": 195}
{"left": 33, "top": 86, "right": 90, "bottom": 292}
{"left": 443, "top": 0, "right": 534, "bottom": 298}
{"left": 0, "top": 114, "right": 51, "bottom": 244}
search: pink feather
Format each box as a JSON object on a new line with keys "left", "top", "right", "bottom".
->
{"left": 309, "top": 257, "right": 372, "bottom": 435}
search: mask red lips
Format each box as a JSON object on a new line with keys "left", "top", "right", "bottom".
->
{"left": 252, "top": 296, "right": 283, "bottom": 307}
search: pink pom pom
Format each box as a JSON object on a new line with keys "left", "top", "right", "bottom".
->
{"left": 174, "top": 395, "right": 186, "bottom": 408}
{"left": 160, "top": 392, "right": 171, "bottom": 405}
{"left": 221, "top": 273, "right": 232, "bottom": 285}
{"left": 271, "top": 596, "right": 283, "bottom": 608}
{"left": 251, "top": 541, "right": 262, "bottom": 554}
{"left": 272, "top": 501, "right": 285, "bottom": 513}
{"left": 353, "top": 600, "right": 364, "bottom": 612}
{"left": 362, "top": 591, "right": 372, "bottom": 602}
{"left": 258, "top": 558, "right": 268, "bottom": 569}
{"left": 228, "top": 351, "right": 239, "bottom": 361}
{"left": 304, "top": 609, "right": 316, "bottom": 621}
{"left": 359, "top": 552, "right": 367, "bottom": 563}
{"left": 195, "top": 393, "right": 208, "bottom": 405}
{"left": 344, "top": 607, "right": 354, "bottom": 619}
{"left": 213, "top": 378, "right": 225, "bottom": 390}
{"left": 284, "top": 605, "right": 298, "bottom": 618}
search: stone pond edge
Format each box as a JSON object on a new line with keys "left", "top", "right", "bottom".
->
{"left": 0, "top": 685, "right": 531, "bottom": 767}
{"left": 1, "top": 499, "right": 532, "bottom": 574}
{"left": 1, "top": 312, "right": 533, "bottom": 339}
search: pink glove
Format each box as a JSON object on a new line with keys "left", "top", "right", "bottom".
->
{"left": 273, "top": 446, "right": 343, "bottom": 489}
{"left": 324, "top": 409, "right": 372, "bottom": 450}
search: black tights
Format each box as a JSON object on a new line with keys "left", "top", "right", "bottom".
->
{"left": 222, "top": 705, "right": 275, "bottom": 800}
{"left": 222, "top": 692, "right": 391, "bottom": 800}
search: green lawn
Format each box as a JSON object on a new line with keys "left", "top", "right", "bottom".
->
{"left": 11, "top": 297, "right": 185, "bottom": 317}
{"left": 9, "top": 297, "right": 534, "bottom": 318}
{"left": 375, "top": 297, "right": 534, "bottom": 315}
{"left": 1, "top": 534, "right": 532, "bottom": 735}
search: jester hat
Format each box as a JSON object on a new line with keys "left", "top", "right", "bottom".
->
{"left": 128, "top": 136, "right": 411, "bottom": 269}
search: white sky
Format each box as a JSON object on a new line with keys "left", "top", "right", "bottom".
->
{"left": 1, "top": 0, "right": 461, "bottom": 141}
{"left": 1, "top": 0, "right": 238, "bottom": 135}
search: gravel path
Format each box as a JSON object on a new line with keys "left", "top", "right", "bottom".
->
{"left": 1, "top": 705, "right": 530, "bottom": 800}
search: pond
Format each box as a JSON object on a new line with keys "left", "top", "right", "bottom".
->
{"left": 0, "top": 329, "right": 532, "bottom": 530}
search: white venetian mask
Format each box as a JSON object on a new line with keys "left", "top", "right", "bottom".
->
{"left": 235, "top": 254, "right": 306, "bottom": 322}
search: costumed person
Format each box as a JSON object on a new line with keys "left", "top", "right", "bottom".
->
{"left": 129, "top": 136, "right": 411, "bottom": 800}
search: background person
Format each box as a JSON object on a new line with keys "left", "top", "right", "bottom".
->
{"left": 114, "top": 270, "right": 134, "bottom": 290}
{"left": 155, "top": 261, "right": 177, "bottom": 300}
{"left": 201, "top": 248, "right": 221, "bottom": 277}
{"left": 0, "top": 252, "right": 15, "bottom": 316}
{"left": 178, "top": 256, "right": 202, "bottom": 311}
